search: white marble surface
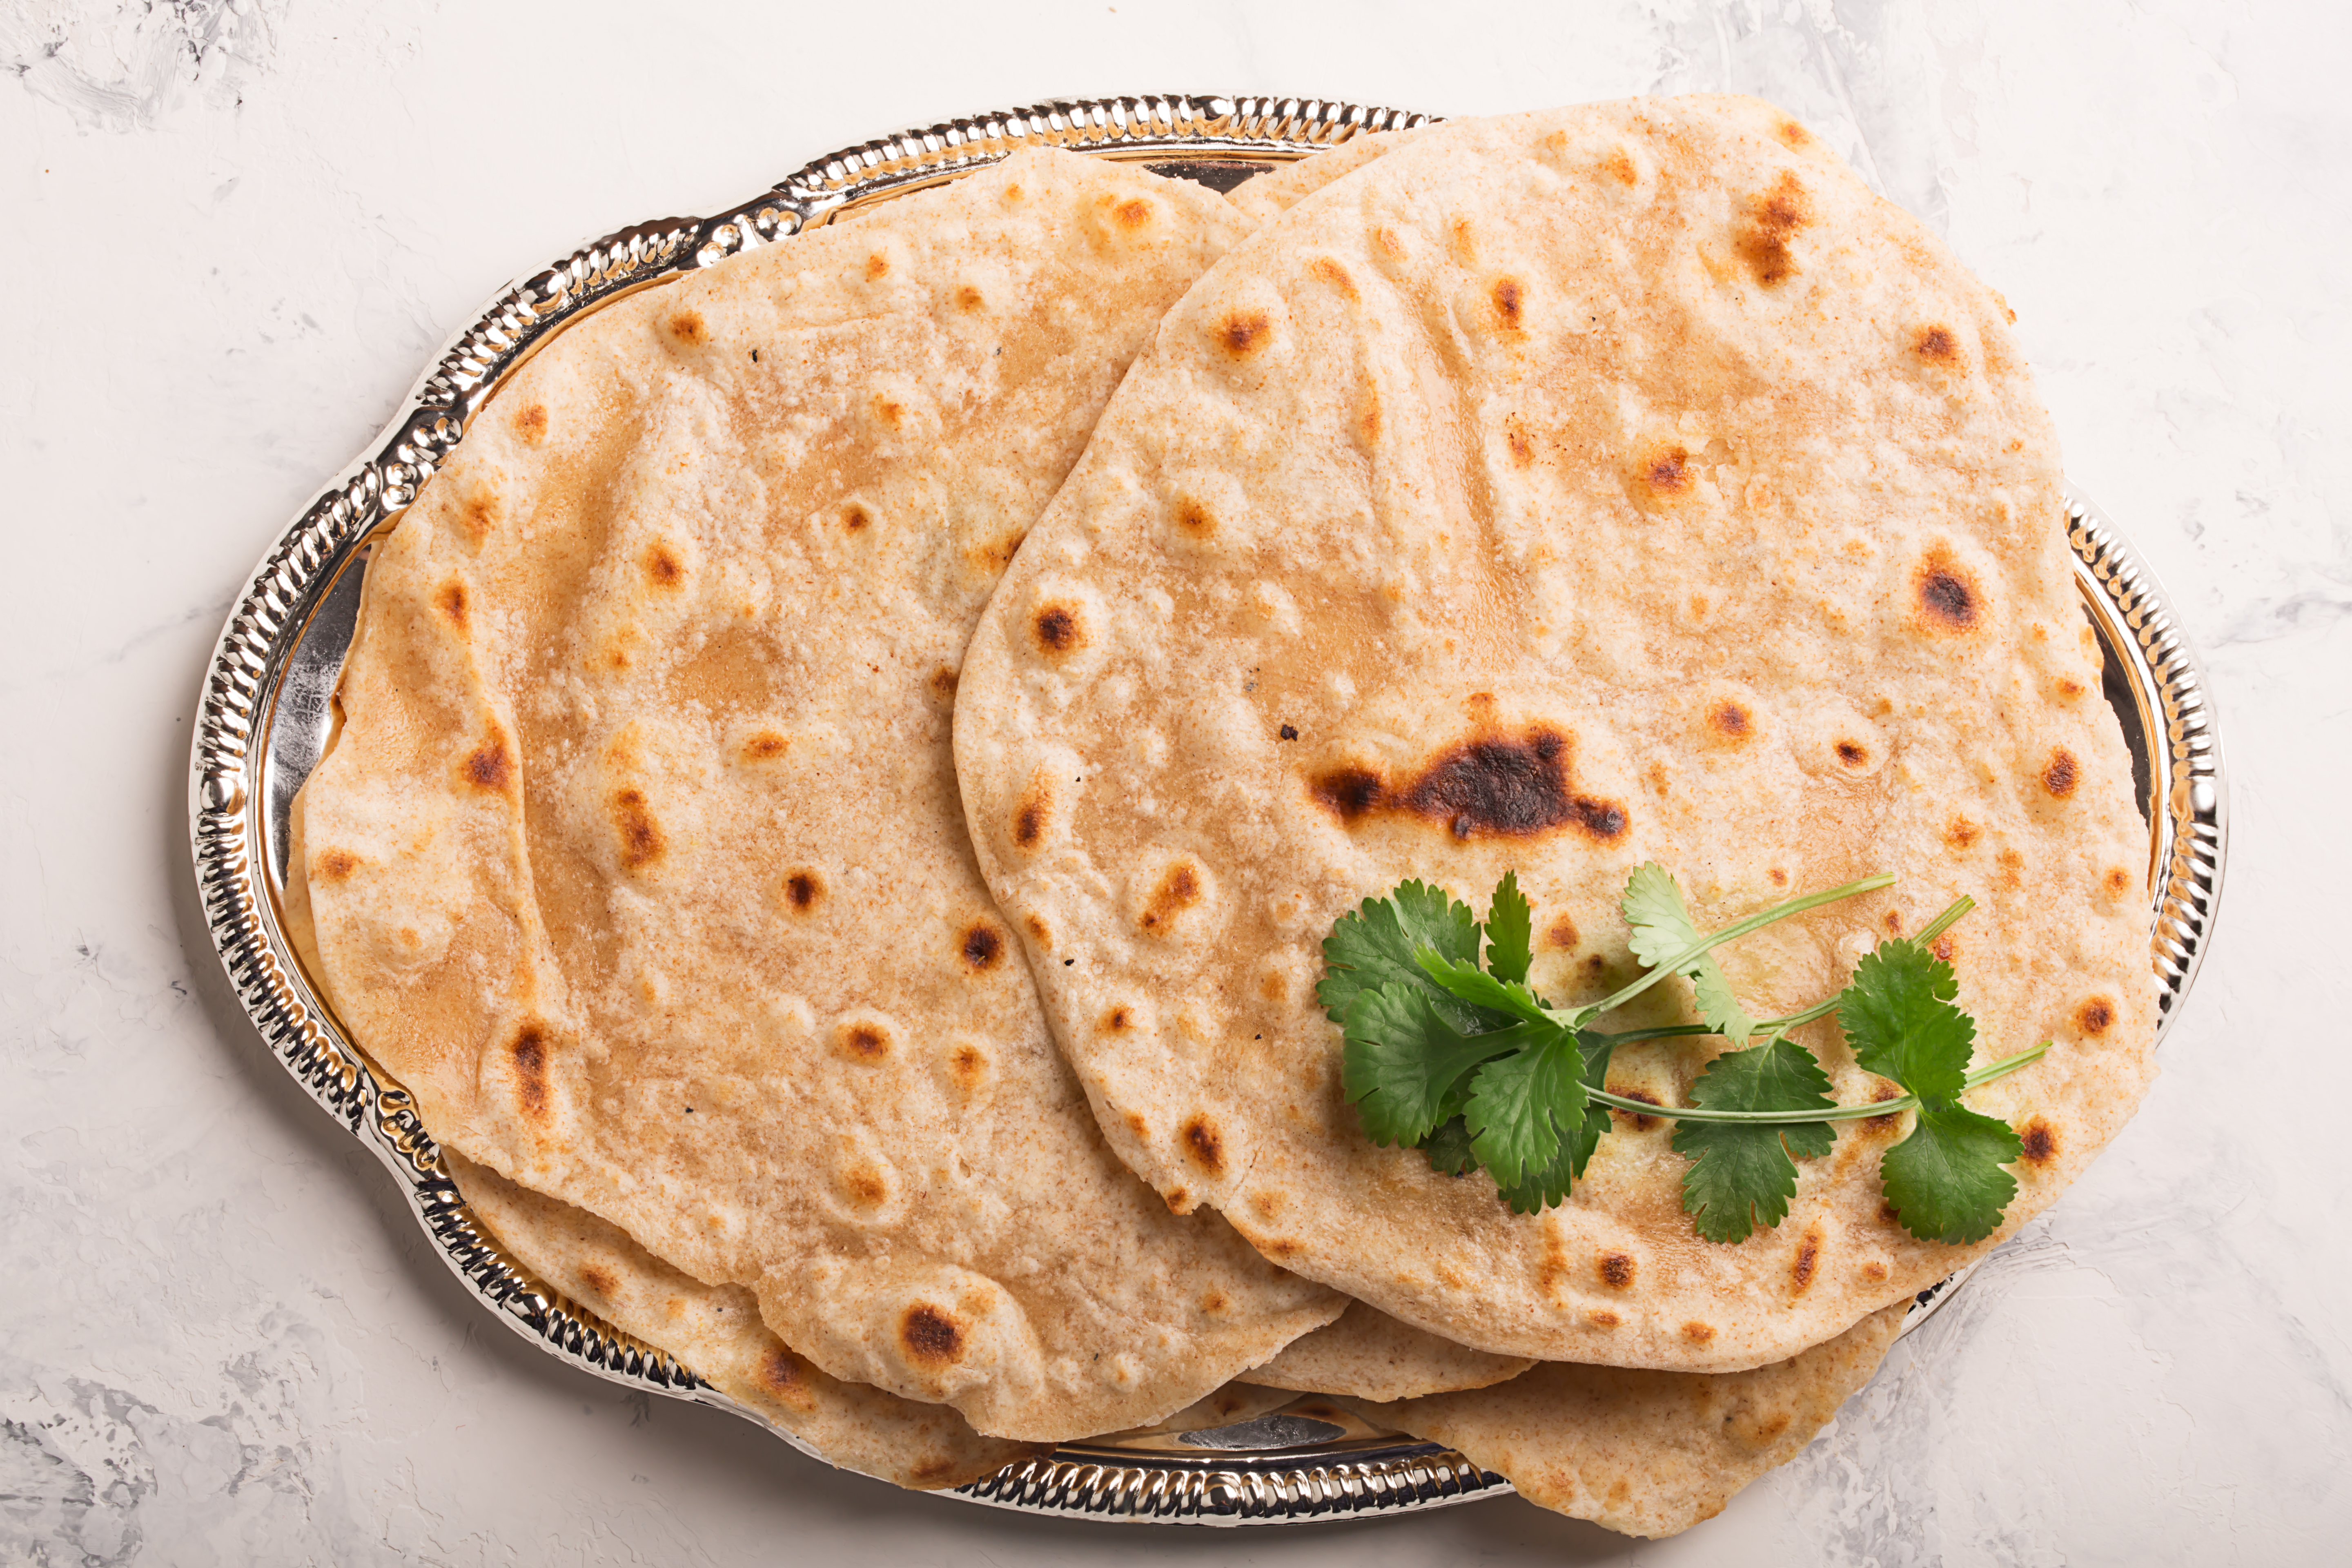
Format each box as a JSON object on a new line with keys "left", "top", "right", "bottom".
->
{"left": 3, "top": 1, "right": 2347, "bottom": 1561}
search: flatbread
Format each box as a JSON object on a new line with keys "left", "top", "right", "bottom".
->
{"left": 1228, "top": 127, "right": 1433, "bottom": 223}
{"left": 442, "top": 1150, "right": 1041, "bottom": 1489}
{"left": 1340, "top": 1301, "right": 1908, "bottom": 1538}
{"left": 1244, "top": 1300, "right": 1532, "bottom": 1401}
{"left": 287, "top": 147, "right": 1341, "bottom": 1443}
{"left": 951, "top": 96, "right": 2154, "bottom": 1372}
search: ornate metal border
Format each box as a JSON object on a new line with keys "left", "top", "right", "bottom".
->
{"left": 188, "top": 94, "right": 2223, "bottom": 1528}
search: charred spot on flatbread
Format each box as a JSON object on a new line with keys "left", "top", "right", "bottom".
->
{"left": 1736, "top": 169, "right": 1812, "bottom": 286}
{"left": 1309, "top": 728, "right": 1626, "bottom": 843}
{"left": 900, "top": 1304, "right": 964, "bottom": 1366}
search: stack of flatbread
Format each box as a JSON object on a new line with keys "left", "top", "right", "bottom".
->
{"left": 287, "top": 96, "right": 2154, "bottom": 1539}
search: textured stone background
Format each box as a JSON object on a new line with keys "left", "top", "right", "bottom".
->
{"left": 4, "top": 2, "right": 2345, "bottom": 1561}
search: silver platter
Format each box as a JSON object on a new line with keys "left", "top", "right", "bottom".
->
{"left": 187, "top": 93, "right": 2228, "bottom": 1528}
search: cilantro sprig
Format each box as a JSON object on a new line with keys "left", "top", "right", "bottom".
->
{"left": 1323, "top": 865, "right": 2048, "bottom": 1246}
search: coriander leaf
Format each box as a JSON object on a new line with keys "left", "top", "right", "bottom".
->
{"left": 1486, "top": 871, "right": 1533, "bottom": 986}
{"left": 1621, "top": 862, "right": 1756, "bottom": 1045}
{"left": 1416, "top": 950, "right": 1552, "bottom": 1027}
{"left": 1319, "top": 880, "right": 1491, "bottom": 1029}
{"left": 1464, "top": 1027, "right": 1589, "bottom": 1189}
{"left": 1879, "top": 1103, "right": 2021, "bottom": 1244}
{"left": 1838, "top": 940, "right": 1972, "bottom": 1104}
{"left": 1670, "top": 1037, "right": 1838, "bottom": 1244}
{"left": 1494, "top": 1034, "right": 1615, "bottom": 1213}
{"left": 1421, "top": 1116, "right": 1477, "bottom": 1176}
{"left": 1341, "top": 984, "right": 1531, "bottom": 1147}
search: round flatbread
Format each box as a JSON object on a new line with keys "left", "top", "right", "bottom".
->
{"left": 287, "top": 148, "right": 1340, "bottom": 1443}
{"left": 1339, "top": 1301, "right": 1908, "bottom": 1538}
{"left": 951, "top": 97, "right": 2154, "bottom": 1372}
{"left": 443, "top": 1151, "right": 1042, "bottom": 1490}
{"left": 1243, "top": 1300, "right": 1531, "bottom": 1401}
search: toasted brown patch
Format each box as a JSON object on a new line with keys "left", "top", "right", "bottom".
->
{"left": 1862, "top": 1260, "right": 1889, "bottom": 1282}
{"left": 1644, "top": 446, "right": 1695, "bottom": 496}
{"left": 1544, "top": 915, "right": 1579, "bottom": 951}
{"left": 2074, "top": 996, "right": 2115, "bottom": 1036}
{"left": 1100, "top": 1005, "right": 1135, "bottom": 1034}
{"left": 1607, "top": 1086, "right": 1663, "bottom": 1131}
{"left": 1998, "top": 848, "right": 2026, "bottom": 891}
{"left": 1587, "top": 1309, "right": 1622, "bottom": 1328}
{"left": 1945, "top": 814, "right": 1982, "bottom": 849}
{"left": 1681, "top": 1321, "right": 1716, "bottom": 1345}
{"left": 668, "top": 309, "right": 708, "bottom": 345}
{"left": 1711, "top": 701, "right": 1752, "bottom": 739}
{"left": 512, "top": 403, "right": 548, "bottom": 443}
{"left": 864, "top": 252, "right": 889, "bottom": 281}
{"left": 1599, "top": 1253, "right": 1636, "bottom": 1290}
{"left": 2103, "top": 866, "right": 2134, "bottom": 897}
{"left": 783, "top": 868, "right": 824, "bottom": 911}
{"left": 1113, "top": 197, "right": 1153, "bottom": 229}
{"left": 1215, "top": 309, "right": 1271, "bottom": 356}
{"left": 1836, "top": 739, "right": 1871, "bottom": 767}
{"left": 873, "top": 394, "right": 906, "bottom": 430}
{"left": 900, "top": 1304, "right": 962, "bottom": 1366}
{"left": 2042, "top": 748, "right": 2080, "bottom": 799}
{"left": 463, "top": 739, "right": 513, "bottom": 792}
{"left": 2019, "top": 1116, "right": 2059, "bottom": 1166}
{"left": 1012, "top": 777, "right": 1053, "bottom": 851}
{"left": 757, "top": 1345, "right": 815, "bottom": 1412}
{"left": 927, "top": 665, "right": 958, "bottom": 703}
{"left": 1030, "top": 602, "right": 1083, "bottom": 656}
{"left": 643, "top": 542, "right": 684, "bottom": 588}
{"left": 1930, "top": 934, "right": 1956, "bottom": 962}
{"left": 1603, "top": 147, "right": 1638, "bottom": 185}
{"left": 1916, "top": 549, "right": 1983, "bottom": 630}
{"left": 948, "top": 1043, "right": 987, "bottom": 1088}
{"left": 949, "top": 919, "right": 1003, "bottom": 973}
{"left": 314, "top": 848, "right": 360, "bottom": 883}
{"left": 742, "top": 731, "right": 788, "bottom": 761}
{"left": 953, "top": 284, "right": 983, "bottom": 311}
{"left": 435, "top": 580, "right": 468, "bottom": 628}
{"left": 1125, "top": 1111, "right": 1150, "bottom": 1143}
{"left": 1505, "top": 416, "right": 1534, "bottom": 467}
{"left": 1309, "top": 255, "right": 1358, "bottom": 299}
{"left": 841, "top": 1164, "right": 889, "bottom": 1207}
{"left": 1200, "top": 1288, "right": 1229, "bottom": 1316}
{"left": 1736, "top": 169, "right": 1812, "bottom": 286}
{"left": 1174, "top": 497, "right": 1216, "bottom": 538}
{"left": 460, "top": 487, "right": 502, "bottom": 544}
{"left": 1490, "top": 276, "right": 1525, "bottom": 332}
{"left": 1138, "top": 861, "right": 1205, "bottom": 935}
{"left": 577, "top": 1264, "right": 615, "bottom": 1300}
{"left": 1311, "top": 727, "right": 1626, "bottom": 843}
{"left": 1914, "top": 324, "right": 1960, "bottom": 363}
{"left": 1449, "top": 215, "right": 1477, "bottom": 263}
{"left": 1777, "top": 118, "right": 1812, "bottom": 149}
{"left": 1791, "top": 1224, "right": 1823, "bottom": 1296}
{"left": 1258, "top": 1238, "right": 1302, "bottom": 1260}
{"left": 1180, "top": 1114, "right": 1224, "bottom": 1174}
{"left": 511, "top": 1024, "right": 550, "bottom": 1118}
{"left": 839, "top": 1021, "right": 891, "bottom": 1063}
{"left": 1022, "top": 912, "right": 1050, "bottom": 948}
{"left": 841, "top": 503, "right": 871, "bottom": 533}
{"left": 610, "top": 788, "right": 664, "bottom": 871}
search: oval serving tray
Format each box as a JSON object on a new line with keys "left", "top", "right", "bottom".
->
{"left": 188, "top": 93, "right": 2228, "bottom": 1527}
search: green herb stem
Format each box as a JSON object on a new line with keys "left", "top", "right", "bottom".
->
{"left": 1584, "top": 893, "right": 1979, "bottom": 1045}
{"left": 1585, "top": 1040, "right": 2048, "bottom": 1125}
{"left": 1576, "top": 872, "right": 1896, "bottom": 1025}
